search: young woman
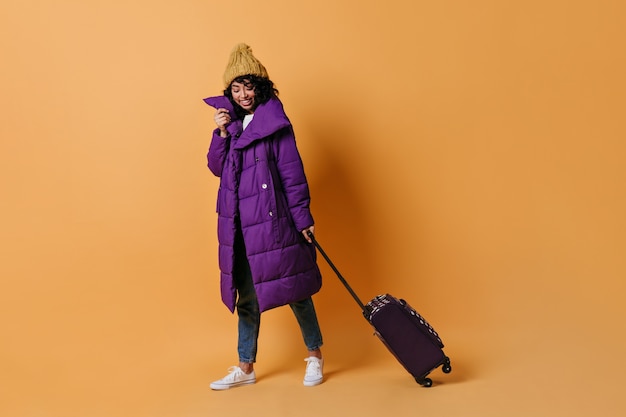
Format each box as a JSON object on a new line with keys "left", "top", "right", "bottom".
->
{"left": 203, "top": 44, "right": 324, "bottom": 390}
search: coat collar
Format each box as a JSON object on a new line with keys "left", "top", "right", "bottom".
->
{"left": 203, "top": 95, "right": 291, "bottom": 149}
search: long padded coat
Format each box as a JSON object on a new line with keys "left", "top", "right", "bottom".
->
{"left": 203, "top": 95, "right": 322, "bottom": 313}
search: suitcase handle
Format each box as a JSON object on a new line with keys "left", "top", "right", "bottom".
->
{"left": 307, "top": 231, "right": 367, "bottom": 312}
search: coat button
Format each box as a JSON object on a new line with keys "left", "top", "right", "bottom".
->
{"left": 269, "top": 211, "right": 273, "bottom": 217}
{"left": 261, "top": 183, "right": 267, "bottom": 189}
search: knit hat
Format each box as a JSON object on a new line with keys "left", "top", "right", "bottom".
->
{"left": 222, "top": 43, "right": 269, "bottom": 88}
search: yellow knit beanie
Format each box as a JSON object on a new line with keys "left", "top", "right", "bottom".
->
{"left": 222, "top": 43, "right": 269, "bottom": 88}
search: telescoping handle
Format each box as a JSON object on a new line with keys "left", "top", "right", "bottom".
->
{"left": 307, "top": 231, "right": 366, "bottom": 312}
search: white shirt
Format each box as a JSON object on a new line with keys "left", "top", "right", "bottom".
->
{"left": 243, "top": 114, "right": 254, "bottom": 130}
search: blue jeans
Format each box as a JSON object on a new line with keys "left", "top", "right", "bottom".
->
{"left": 233, "top": 227, "right": 323, "bottom": 363}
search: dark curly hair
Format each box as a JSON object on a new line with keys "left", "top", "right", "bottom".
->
{"left": 224, "top": 74, "right": 279, "bottom": 119}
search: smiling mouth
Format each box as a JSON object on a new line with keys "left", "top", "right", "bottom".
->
{"left": 240, "top": 99, "right": 252, "bottom": 107}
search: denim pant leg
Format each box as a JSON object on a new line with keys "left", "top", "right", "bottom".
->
{"left": 289, "top": 297, "right": 324, "bottom": 351}
{"left": 234, "top": 229, "right": 260, "bottom": 364}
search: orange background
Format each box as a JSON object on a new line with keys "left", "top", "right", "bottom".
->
{"left": 1, "top": 1, "right": 625, "bottom": 416}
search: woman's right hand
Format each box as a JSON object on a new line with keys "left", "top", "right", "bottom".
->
{"left": 214, "top": 108, "right": 231, "bottom": 137}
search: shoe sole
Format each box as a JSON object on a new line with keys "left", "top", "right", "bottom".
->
{"left": 303, "top": 378, "right": 323, "bottom": 387}
{"left": 210, "top": 379, "right": 256, "bottom": 390}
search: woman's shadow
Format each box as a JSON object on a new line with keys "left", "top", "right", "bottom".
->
{"left": 264, "top": 93, "right": 473, "bottom": 385}
{"left": 300, "top": 121, "right": 382, "bottom": 379}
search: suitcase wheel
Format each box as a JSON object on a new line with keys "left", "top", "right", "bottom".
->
{"left": 442, "top": 357, "right": 452, "bottom": 374}
{"left": 416, "top": 377, "right": 433, "bottom": 387}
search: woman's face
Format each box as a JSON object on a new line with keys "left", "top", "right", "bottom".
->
{"left": 230, "top": 80, "right": 256, "bottom": 113}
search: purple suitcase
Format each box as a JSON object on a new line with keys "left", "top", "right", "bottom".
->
{"left": 309, "top": 233, "right": 452, "bottom": 387}
{"left": 365, "top": 294, "right": 451, "bottom": 386}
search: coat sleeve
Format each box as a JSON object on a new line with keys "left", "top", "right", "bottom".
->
{"left": 207, "top": 129, "right": 230, "bottom": 177}
{"left": 273, "top": 126, "right": 314, "bottom": 232}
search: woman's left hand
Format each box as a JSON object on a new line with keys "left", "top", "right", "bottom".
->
{"left": 302, "top": 226, "right": 315, "bottom": 243}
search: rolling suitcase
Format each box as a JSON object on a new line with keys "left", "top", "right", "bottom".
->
{"left": 308, "top": 232, "right": 452, "bottom": 387}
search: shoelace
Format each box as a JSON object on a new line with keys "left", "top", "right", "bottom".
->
{"left": 304, "top": 358, "right": 322, "bottom": 376}
{"left": 223, "top": 366, "right": 245, "bottom": 381}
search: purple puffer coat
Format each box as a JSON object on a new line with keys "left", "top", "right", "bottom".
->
{"left": 203, "top": 95, "right": 322, "bottom": 313}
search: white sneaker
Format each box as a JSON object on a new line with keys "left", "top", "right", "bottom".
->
{"left": 303, "top": 357, "right": 324, "bottom": 386}
{"left": 210, "top": 366, "right": 256, "bottom": 390}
